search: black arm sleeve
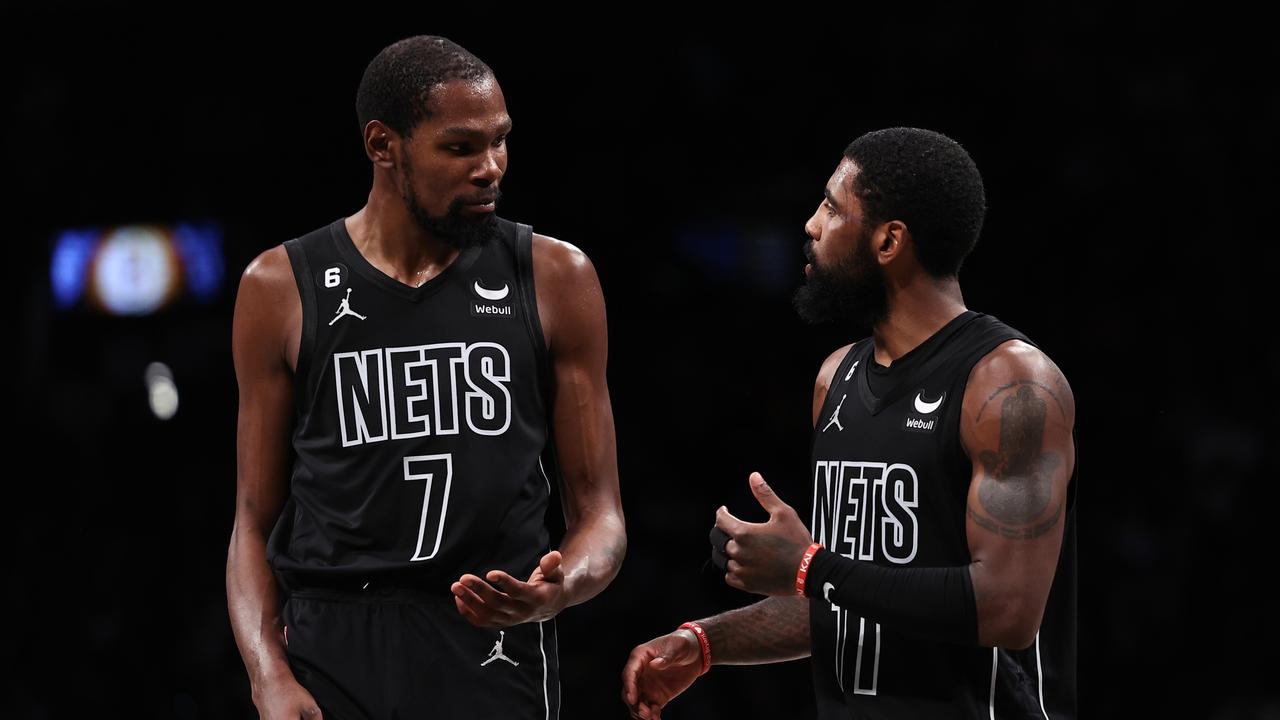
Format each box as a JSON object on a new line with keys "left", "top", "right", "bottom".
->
{"left": 804, "top": 548, "right": 980, "bottom": 646}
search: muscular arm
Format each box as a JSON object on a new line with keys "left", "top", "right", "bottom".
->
{"left": 621, "top": 594, "right": 810, "bottom": 720}
{"left": 804, "top": 340, "right": 1075, "bottom": 649}
{"left": 961, "top": 340, "right": 1075, "bottom": 648}
{"left": 532, "top": 234, "right": 626, "bottom": 607}
{"left": 693, "top": 596, "right": 810, "bottom": 664}
{"left": 225, "top": 247, "right": 302, "bottom": 698}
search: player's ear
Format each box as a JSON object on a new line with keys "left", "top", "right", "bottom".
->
{"left": 364, "top": 120, "right": 397, "bottom": 168}
{"left": 876, "top": 220, "right": 910, "bottom": 266}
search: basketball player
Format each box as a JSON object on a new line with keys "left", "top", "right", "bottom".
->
{"left": 227, "top": 36, "right": 625, "bottom": 719}
{"left": 622, "top": 128, "right": 1076, "bottom": 719}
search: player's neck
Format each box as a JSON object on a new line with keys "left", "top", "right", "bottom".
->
{"left": 346, "top": 195, "right": 461, "bottom": 285}
{"left": 871, "top": 275, "right": 967, "bottom": 367}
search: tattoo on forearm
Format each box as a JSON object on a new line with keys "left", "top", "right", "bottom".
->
{"left": 972, "top": 383, "right": 1062, "bottom": 539}
{"left": 702, "top": 596, "right": 810, "bottom": 664}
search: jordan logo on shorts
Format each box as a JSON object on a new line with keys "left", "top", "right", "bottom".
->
{"left": 329, "top": 287, "right": 367, "bottom": 326}
{"left": 481, "top": 630, "right": 519, "bottom": 668}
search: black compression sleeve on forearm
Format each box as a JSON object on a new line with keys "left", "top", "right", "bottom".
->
{"left": 803, "top": 548, "right": 979, "bottom": 646}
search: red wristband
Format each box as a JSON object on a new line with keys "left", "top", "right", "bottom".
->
{"left": 678, "top": 621, "right": 712, "bottom": 675}
{"left": 796, "top": 542, "right": 823, "bottom": 596}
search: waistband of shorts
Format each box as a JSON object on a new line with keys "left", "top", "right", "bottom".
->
{"left": 285, "top": 574, "right": 456, "bottom": 605}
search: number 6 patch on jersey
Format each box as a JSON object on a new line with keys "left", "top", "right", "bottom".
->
{"left": 316, "top": 263, "right": 350, "bottom": 291}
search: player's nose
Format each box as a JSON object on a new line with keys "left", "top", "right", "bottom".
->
{"left": 804, "top": 207, "right": 822, "bottom": 241}
{"left": 473, "top": 146, "right": 505, "bottom": 185}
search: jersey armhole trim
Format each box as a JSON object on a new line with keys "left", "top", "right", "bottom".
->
{"left": 514, "top": 223, "right": 551, "bottom": 402}
{"left": 817, "top": 341, "right": 867, "bottom": 424}
{"left": 514, "top": 223, "right": 564, "bottom": 506}
{"left": 283, "top": 237, "right": 317, "bottom": 402}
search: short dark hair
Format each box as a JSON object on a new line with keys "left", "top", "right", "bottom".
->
{"left": 843, "top": 128, "right": 986, "bottom": 278}
{"left": 355, "top": 35, "right": 493, "bottom": 139}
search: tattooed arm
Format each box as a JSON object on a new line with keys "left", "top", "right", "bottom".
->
{"left": 715, "top": 339, "right": 1074, "bottom": 651}
{"left": 960, "top": 339, "right": 1075, "bottom": 648}
{"left": 630, "top": 343, "right": 847, "bottom": 665}
{"left": 621, "top": 598, "right": 810, "bottom": 719}
{"left": 697, "top": 596, "right": 812, "bottom": 663}
{"left": 619, "top": 346, "right": 848, "bottom": 718}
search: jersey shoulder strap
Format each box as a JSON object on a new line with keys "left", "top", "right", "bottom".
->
{"left": 282, "top": 222, "right": 332, "bottom": 404}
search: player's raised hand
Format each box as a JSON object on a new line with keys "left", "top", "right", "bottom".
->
{"left": 452, "top": 550, "right": 569, "bottom": 627}
{"left": 714, "top": 472, "right": 814, "bottom": 596}
{"left": 621, "top": 629, "right": 704, "bottom": 719}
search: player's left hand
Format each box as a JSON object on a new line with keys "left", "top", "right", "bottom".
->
{"left": 451, "top": 550, "right": 569, "bottom": 628}
{"left": 714, "top": 472, "right": 814, "bottom": 596}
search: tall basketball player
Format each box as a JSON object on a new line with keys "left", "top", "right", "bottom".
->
{"left": 227, "top": 36, "right": 625, "bottom": 719}
{"left": 623, "top": 128, "right": 1076, "bottom": 719}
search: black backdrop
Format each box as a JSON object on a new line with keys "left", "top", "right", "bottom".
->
{"left": 10, "top": 9, "right": 1278, "bottom": 719}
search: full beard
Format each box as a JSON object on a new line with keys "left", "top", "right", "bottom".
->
{"left": 404, "top": 189, "right": 502, "bottom": 250}
{"left": 792, "top": 235, "right": 889, "bottom": 330}
{"left": 400, "top": 158, "right": 502, "bottom": 250}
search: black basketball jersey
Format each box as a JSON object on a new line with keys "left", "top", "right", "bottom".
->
{"left": 265, "top": 216, "right": 559, "bottom": 592}
{"left": 808, "top": 311, "right": 1078, "bottom": 719}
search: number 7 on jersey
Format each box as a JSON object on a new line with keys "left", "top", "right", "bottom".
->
{"left": 404, "top": 454, "right": 453, "bottom": 561}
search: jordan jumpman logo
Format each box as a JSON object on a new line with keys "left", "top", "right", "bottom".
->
{"left": 329, "top": 288, "right": 367, "bottom": 326}
{"left": 481, "top": 630, "right": 520, "bottom": 667}
{"left": 822, "top": 393, "right": 847, "bottom": 433}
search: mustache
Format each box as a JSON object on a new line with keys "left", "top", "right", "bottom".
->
{"left": 458, "top": 187, "right": 502, "bottom": 206}
{"left": 802, "top": 240, "right": 817, "bottom": 265}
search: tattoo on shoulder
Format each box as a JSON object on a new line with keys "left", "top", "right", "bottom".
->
{"left": 978, "top": 379, "right": 1068, "bottom": 423}
{"left": 971, "top": 383, "right": 1062, "bottom": 540}
{"left": 969, "top": 503, "right": 1062, "bottom": 540}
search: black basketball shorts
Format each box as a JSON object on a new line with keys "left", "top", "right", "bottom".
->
{"left": 281, "top": 586, "right": 561, "bottom": 719}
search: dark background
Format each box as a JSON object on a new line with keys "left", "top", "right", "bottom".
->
{"left": 10, "top": 9, "right": 1278, "bottom": 719}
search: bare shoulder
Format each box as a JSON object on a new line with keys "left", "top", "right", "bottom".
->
{"left": 531, "top": 232, "right": 599, "bottom": 287}
{"left": 962, "top": 339, "right": 1075, "bottom": 433}
{"left": 813, "top": 343, "right": 855, "bottom": 426}
{"left": 530, "top": 233, "right": 604, "bottom": 354}
{"left": 238, "top": 245, "right": 295, "bottom": 300}
{"left": 816, "top": 344, "right": 855, "bottom": 395}
{"left": 233, "top": 244, "right": 300, "bottom": 371}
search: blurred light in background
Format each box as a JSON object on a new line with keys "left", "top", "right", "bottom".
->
{"left": 94, "top": 226, "right": 177, "bottom": 314}
{"left": 50, "top": 228, "right": 97, "bottom": 309}
{"left": 675, "top": 221, "right": 798, "bottom": 293}
{"left": 50, "top": 222, "right": 224, "bottom": 314}
{"left": 173, "top": 223, "right": 225, "bottom": 304}
{"left": 145, "top": 361, "right": 179, "bottom": 420}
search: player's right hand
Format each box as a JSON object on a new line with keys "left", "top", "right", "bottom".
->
{"left": 253, "top": 678, "right": 324, "bottom": 719}
{"left": 621, "top": 629, "right": 704, "bottom": 720}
